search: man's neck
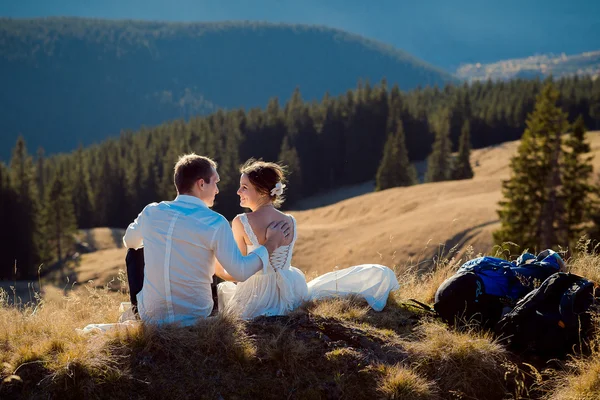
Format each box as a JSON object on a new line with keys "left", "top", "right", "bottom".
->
{"left": 177, "top": 193, "right": 209, "bottom": 208}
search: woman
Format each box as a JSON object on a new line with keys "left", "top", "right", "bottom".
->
{"left": 216, "top": 159, "right": 399, "bottom": 319}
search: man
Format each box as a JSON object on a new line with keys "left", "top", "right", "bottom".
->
{"left": 123, "top": 154, "right": 291, "bottom": 326}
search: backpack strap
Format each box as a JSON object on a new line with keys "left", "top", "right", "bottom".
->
{"left": 407, "top": 299, "right": 435, "bottom": 313}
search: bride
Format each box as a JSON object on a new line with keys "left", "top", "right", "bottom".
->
{"left": 216, "top": 159, "right": 399, "bottom": 319}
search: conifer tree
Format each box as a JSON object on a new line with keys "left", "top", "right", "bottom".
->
{"left": 72, "top": 146, "right": 94, "bottom": 229}
{"left": 425, "top": 109, "right": 452, "bottom": 183}
{"left": 494, "top": 83, "right": 570, "bottom": 251}
{"left": 591, "top": 103, "right": 600, "bottom": 131}
{"left": 278, "top": 136, "right": 302, "bottom": 206}
{"left": 9, "top": 136, "right": 45, "bottom": 278}
{"left": 376, "top": 121, "right": 417, "bottom": 190}
{"left": 44, "top": 171, "right": 77, "bottom": 263}
{"left": 452, "top": 120, "right": 474, "bottom": 180}
{"left": 35, "top": 147, "right": 47, "bottom": 199}
{"left": 562, "top": 115, "right": 595, "bottom": 246}
{"left": 0, "top": 163, "right": 18, "bottom": 279}
{"left": 214, "top": 115, "right": 242, "bottom": 217}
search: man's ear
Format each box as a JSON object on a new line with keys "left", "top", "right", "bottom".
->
{"left": 197, "top": 178, "right": 205, "bottom": 191}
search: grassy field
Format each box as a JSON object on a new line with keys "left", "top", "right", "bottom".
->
{"left": 1, "top": 249, "right": 599, "bottom": 399}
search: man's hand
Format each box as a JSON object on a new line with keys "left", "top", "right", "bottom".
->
{"left": 264, "top": 220, "right": 291, "bottom": 254}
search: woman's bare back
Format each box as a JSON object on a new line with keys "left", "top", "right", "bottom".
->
{"left": 244, "top": 207, "right": 294, "bottom": 247}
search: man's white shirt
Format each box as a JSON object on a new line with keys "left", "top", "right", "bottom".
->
{"left": 123, "top": 194, "right": 269, "bottom": 326}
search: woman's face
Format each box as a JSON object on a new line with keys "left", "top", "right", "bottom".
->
{"left": 237, "top": 173, "right": 264, "bottom": 210}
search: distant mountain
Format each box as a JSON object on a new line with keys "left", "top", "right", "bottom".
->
{"left": 3, "top": 0, "right": 600, "bottom": 70}
{"left": 456, "top": 50, "right": 600, "bottom": 82}
{"left": 0, "top": 17, "right": 455, "bottom": 160}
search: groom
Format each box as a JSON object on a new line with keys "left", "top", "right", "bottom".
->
{"left": 123, "top": 154, "right": 290, "bottom": 326}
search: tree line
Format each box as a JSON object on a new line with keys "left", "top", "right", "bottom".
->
{"left": 1, "top": 76, "right": 599, "bottom": 279}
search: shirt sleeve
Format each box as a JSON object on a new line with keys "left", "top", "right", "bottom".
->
{"left": 212, "top": 217, "right": 269, "bottom": 282}
{"left": 123, "top": 209, "right": 144, "bottom": 249}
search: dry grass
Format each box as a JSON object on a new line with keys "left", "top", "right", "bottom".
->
{"left": 394, "top": 244, "right": 469, "bottom": 304}
{"left": 0, "top": 279, "right": 517, "bottom": 400}
{"left": 546, "top": 354, "right": 600, "bottom": 400}
{"left": 546, "top": 359, "right": 600, "bottom": 400}
{"left": 377, "top": 363, "right": 439, "bottom": 400}
{"left": 1, "top": 262, "right": 599, "bottom": 399}
{"left": 401, "top": 321, "right": 511, "bottom": 399}
{"left": 567, "top": 240, "right": 600, "bottom": 283}
{"left": 541, "top": 315, "right": 600, "bottom": 400}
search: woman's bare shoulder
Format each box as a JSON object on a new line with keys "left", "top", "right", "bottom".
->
{"left": 247, "top": 209, "right": 292, "bottom": 230}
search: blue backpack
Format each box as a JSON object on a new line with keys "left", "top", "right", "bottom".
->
{"left": 458, "top": 249, "right": 564, "bottom": 302}
{"left": 434, "top": 250, "right": 563, "bottom": 327}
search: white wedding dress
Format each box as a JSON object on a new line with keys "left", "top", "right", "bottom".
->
{"left": 217, "top": 214, "right": 399, "bottom": 319}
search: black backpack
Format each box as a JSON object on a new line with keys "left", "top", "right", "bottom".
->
{"left": 495, "top": 272, "right": 599, "bottom": 357}
{"left": 433, "top": 271, "right": 509, "bottom": 328}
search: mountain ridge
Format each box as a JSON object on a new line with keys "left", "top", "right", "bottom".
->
{"left": 456, "top": 49, "right": 600, "bottom": 81}
{"left": 3, "top": 0, "right": 600, "bottom": 70}
{"left": 0, "top": 17, "right": 456, "bottom": 160}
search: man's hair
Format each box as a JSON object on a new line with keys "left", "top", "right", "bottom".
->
{"left": 173, "top": 154, "right": 217, "bottom": 194}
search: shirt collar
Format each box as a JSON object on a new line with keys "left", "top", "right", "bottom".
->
{"left": 174, "top": 194, "right": 209, "bottom": 208}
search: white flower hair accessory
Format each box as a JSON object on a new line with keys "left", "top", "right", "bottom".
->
{"left": 270, "top": 182, "right": 286, "bottom": 196}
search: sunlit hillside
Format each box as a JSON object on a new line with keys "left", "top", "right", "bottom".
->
{"left": 293, "top": 132, "right": 600, "bottom": 276}
{"left": 58, "top": 132, "right": 600, "bottom": 285}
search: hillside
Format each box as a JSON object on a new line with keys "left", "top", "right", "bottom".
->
{"left": 0, "top": 17, "right": 455, "bottom": 160}
{"left": 291, "top": 132, "right": 600, "bottom": 276}
{"left": 456, "top": 50, "right": 600, "bottom": 82}
{"left": 62, "top": 132, "right": 600, "bottom": 286}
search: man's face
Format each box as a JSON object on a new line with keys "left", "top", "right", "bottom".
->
{"left": 199, "top": 167, "right": 220, "bottom": 207}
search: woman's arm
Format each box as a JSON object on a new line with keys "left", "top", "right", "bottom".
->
{"left": 214, "top": 260, "right": 236, "bottom": 281}
{"left": 231, "top": 216, "right": 249, "bottom": 257}
{"left": 214, "top": 216, "right": 249, "bottom": 282}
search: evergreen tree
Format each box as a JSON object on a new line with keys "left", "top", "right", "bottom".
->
{"left": 0, "top": 163, "right": 19, "bottom": 279}
{"left": 44, "top": 171, "right": 77, "bottom": 263}
{"left": 452, "top": 120, "right": 474, "bottom": 180}
{"left": 35, "top": 147, "right": 47, "bottom": 199}
{"left": 72, "top": 146, "right": 94, "bottom": 229}
{"left": 9, "top": 136, "right": 45, "bottom": 278}
{"left": 591, "top": 101, "right": 600, "bottom": 131}
{"left": 562, "top": 115, "right": 595, "bottom": 247}
{"left": 376, "top": 121, "right": 417, "bottom": 190}
{"left": 494, "top": 83, "right": 570, "bottom": 252}
{"left": 278, "top": 136, "right": 302, "bottom": 206}
{"left": 285, "top": 90, "right": 319, "bottom": 194}
{"left": 425, "top": 109, "right": 452, "bottom": 183}
{"left": 214, "top": 114, "right": 242, "bottom": 217}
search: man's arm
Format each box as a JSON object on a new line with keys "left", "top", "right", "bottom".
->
{"left": 214, "top": 217, "right": 248, "bottom": 282}
{"left": 123, "top": 210, "right": 144, "bottom": 249}
{"left": 212, "top": 217, "right": 290, "bottom": 282}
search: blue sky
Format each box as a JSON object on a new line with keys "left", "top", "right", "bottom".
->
{"left": 2, "top": 0, "right": 599, "bottom": 69}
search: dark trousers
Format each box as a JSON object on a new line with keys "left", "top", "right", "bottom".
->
{"left": 125, "top": 248, "right": 145, "bottom": 314}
